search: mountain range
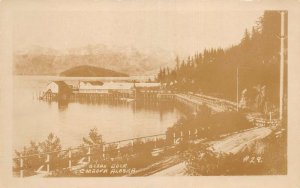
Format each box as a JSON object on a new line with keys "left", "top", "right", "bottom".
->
{"left": 14, "top": 44, "right": 176, "bottom": 76}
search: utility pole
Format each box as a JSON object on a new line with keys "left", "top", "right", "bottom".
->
{"left": 236, "top": 67, "right": 239, "bottom": 112}
{"left": 279, "top": 11, "right": 285, "bottom": 121}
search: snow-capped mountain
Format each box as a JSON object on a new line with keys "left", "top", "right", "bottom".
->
{"left": 14, "top": 44, "right": 176, "bottom": 76}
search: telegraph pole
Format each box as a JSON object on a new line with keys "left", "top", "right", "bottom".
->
{"left": 236, "top": 67, "right": 239, "bottom": 112}
{"left": 279, "top": 11, "right": 285, "bottom": 121}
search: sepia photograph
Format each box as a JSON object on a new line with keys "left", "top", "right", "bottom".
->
{"left": 0, "top": 0, "right": 299, "bottom": 187}
{"left": 10, "top": 9, "right": 288, "bottom": 177}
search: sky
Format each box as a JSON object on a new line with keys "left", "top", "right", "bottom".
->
{"left": 13, "top": 10, "right": 263, "bottom": 56}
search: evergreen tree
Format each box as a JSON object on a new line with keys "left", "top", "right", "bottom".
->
{"left": 156, "top": 11, "right": 285, "bottom": 112}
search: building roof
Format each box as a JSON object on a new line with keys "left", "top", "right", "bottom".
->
{"left": 81, "top": 81, "right": 104, "bottom": 86}
{"left": 64, "top": 80, "right": 80, "bottom": 87}
{"left": 135, "top": 83, "right": 161, "bottom": 88}
{"left": 78, "top": 82, "right": 132, "bottom": 90}
{"left": 78, "top": 81, "right": 161, "bottom": 90}
{"left": 100, "top": 82, "right": 133, "bottom": 90}
{"left": 52, "top": 81, "right": 70, "bottom": 88}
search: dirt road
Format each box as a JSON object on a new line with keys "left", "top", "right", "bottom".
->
{"left": 209, "top": 127, "right": 272, "bottom": 154}
{"left": 150, "top": 127, "right": 272, "bottom": 176}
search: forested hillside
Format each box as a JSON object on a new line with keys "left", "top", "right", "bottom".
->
{"left": 157, "top": 11, "right": 287, "bottom": 113}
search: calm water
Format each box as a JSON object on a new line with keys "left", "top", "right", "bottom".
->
{"left": 13, "top": 76, "right": 183, "bottom": 151}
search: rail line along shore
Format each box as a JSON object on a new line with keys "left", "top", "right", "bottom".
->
{"left": 36, "top": 80, "right": 280, "bottom": 126}
{"left": 11, "top": 9, "right": 288, "bottom": 179}
{"left": 12, "top": 78, "right": 283, "bottom": 178}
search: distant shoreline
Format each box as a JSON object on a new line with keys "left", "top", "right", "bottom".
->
{"left": 14, "top": 75, "right": 156, "bottom": 82}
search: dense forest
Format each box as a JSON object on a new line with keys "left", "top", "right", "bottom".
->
{"left": 157, "top": 11, "right": 287, "bottom": 114}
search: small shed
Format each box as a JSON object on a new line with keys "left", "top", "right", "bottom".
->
{"left": 45, "top": 81, "right": 71, "bottom": 94}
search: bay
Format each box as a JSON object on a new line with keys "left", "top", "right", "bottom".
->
{"left": 13, "top": 76, "right": 183, "bottom": 151}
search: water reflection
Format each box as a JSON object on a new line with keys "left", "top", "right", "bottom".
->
{"left": 49, "top": 98, "right": 177, "bottom": 116}
{"left": 13, "top": 77, "right": 184, "bottom": 150}
{"left": 58, "top": 100, "right": 69, "bottom": 111}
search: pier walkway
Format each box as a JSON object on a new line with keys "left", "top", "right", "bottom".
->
{"left": 159, "top": 93, "right": 279, "bottom": 127}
